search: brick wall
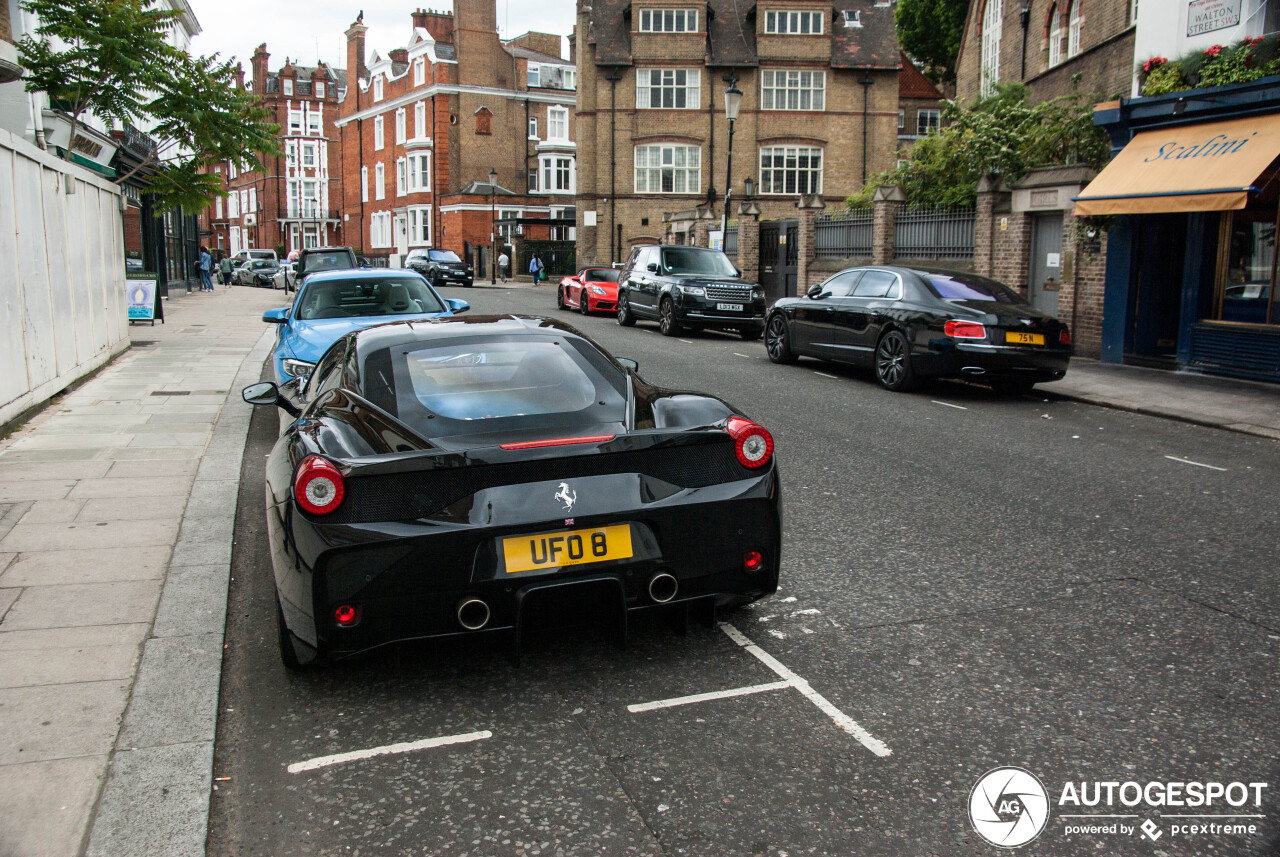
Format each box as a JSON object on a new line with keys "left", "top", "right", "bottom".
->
{"left": 992, "top": 212, "right": 1030, "bottom": 292}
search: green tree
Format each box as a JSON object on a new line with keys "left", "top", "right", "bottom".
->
{"left": 895, "top": 0, "right": 968, "bottom": 85}
{"left": 18, "top": 0, "right": 278, "bottom": 212}
{"left": 848, "top": 83, "right": 1112, "bottom": 208}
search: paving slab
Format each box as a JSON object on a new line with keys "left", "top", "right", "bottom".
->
{"left": 151, "top": 566, "right": 232, "bottom": 638}
{"left": 19, "top": 499, "right": 87, "bottom": 524}
{"left": 0, "top": 642, "right": 140, "bottom": 688}
{"left": 0, "top": 756, "right": 106, "bottom": 857}
{"left": 84, "top": 742, "right": 212, "bottom": 857}
{"left": 66, "top": 477, "right": 192, "bottom": 499}
{"left": 0, "top": 624, "right": 149, "bottom": 652}
{"left": 0, "top": 580, "right": 162, "bottom": 630}
{"left": 0, "top": 481, "right": 76, "bottom": 502}
{"left": 0, "top": 463, "right": 111, "bottom": 481}
{"left": 117, "top": 633, "right": 223, "bottom": 748}
{"left": 0, "top": 681, "right": 131, "bottom": 765}
{"left": 0, "top": 519, "right": 180, "bottom": 553}
{"left": 0, "top": 547, "right": 170, "bottom": 587}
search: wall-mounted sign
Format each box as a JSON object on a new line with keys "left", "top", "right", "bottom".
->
{"left": 1187, "top": 0, "right": 1241, "bottom": 37}
{"left": 583, "top": 210, "right": 597, "bottom": 227}
{"left": 999, "top": 216, "right": 1009, "bottom": 230}
{"left": 1031, "top": 190, "right": 1058, "bottom": 208}
{"left": 1046, "top": 252, "right": 1061, "bottom": 268}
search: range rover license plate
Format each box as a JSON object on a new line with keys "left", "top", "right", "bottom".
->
{"left": 717, "top": 303, "right": 743, "bottom": 312}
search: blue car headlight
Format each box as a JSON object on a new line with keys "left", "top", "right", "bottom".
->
{"left": 281, "top": 358, "right": 315, "bottom": 379}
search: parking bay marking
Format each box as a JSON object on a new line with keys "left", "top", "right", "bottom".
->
{"left": 814, "top": 371, "right": 838, "bottom": 379}
{"left": 1164, "top": 455, "right": 1228, "bottom": 472}
{"left": 627, "top": 623, "right": 892, "bottom": 758}
{"left": 287, "top": 730, "right": 492, "bottom": 774}
{"left": 932, "top": 400, "right": 968, "bottom": 410}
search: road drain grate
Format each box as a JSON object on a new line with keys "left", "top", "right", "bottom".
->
{"left": 150, "top": 391, "right": 191, "bottom": 396}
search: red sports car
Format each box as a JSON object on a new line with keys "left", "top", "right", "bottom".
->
{"left": 558, "top": 267, "right": 621, "bottom": 315}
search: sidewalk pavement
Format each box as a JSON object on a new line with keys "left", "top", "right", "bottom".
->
{"left": 0, "top": 285, "right": 280, "bottom": 857}
{"left": 1048, "top": 357, "right": 1280, "bottom": 440}
{"left": 0, "top": 288, "right": 1276, "bottom": 857}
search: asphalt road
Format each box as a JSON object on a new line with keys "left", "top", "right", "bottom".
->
{"left": 208, "top": 285, "right": 1280, "bottom": 856}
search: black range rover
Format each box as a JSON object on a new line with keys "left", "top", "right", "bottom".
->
{"left": 616, "top": 245, "right": 766, "bottom": 339}
{"left": 407, "top": 248, "right": 474, "bottom": 288}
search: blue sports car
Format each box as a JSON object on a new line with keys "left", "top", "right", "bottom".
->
{"left": 263, "top": 268, "right": 470, "bottom": 386}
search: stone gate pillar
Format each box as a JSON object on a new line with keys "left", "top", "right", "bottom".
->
{"left": 795, "top": 194, "right": 825, "bottom": 294}
{"left": 736, "top": 201, "right": 761, "bottom": 284}
{"left": 871, "top": 185, "right": 906, "bottom": 265}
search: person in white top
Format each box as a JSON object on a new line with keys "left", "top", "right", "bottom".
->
{"left": 497, "top": 251, "right": 509, "bottom": 284}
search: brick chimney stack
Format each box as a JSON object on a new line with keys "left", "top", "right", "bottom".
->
{"left": 250, "top": 44, "right": 270, "bottom": 94}
{"left": 412, "top": 8, "right": 454, "bottom": 43}
{"left": 234, "top": 61, "right": 246, "bottom": 91}
{"left": 455, "top": 0, "right": 502, "bottom": 88}
{"left": 345, "top": 17, "right": 368, "bottom": 82}
{"left": 389, "top": 48, "right": 408, "bottom": 64}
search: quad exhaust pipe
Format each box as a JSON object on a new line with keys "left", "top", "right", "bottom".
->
{"left": 456, "top": 597, "right": 491, "bottom": 631}
{"left": 961, "top": 366, "right": 986, "bottom": 375}
{"left": 648, "top": 572, "right": 678, "bottom": 604}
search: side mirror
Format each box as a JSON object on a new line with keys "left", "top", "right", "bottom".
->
{"left": 263, "top": 307, "right": 289, "bottom": 324}
{"left": 359, "top": 257, "right": 372, "bottom": 268}
{"left": 806, "top": 285, "right": 826, "bottom": 299}
{"left": 646, "top": 262, "right": 658, "bottom": 273}
{"left": 242, "top": 382, "right": 279, "bottom": 405}
{"left": 616, "top": 357, "right": 639, "bottom": 372}
{"left": 447, "top": 298, "right": 470, "bottom": 314}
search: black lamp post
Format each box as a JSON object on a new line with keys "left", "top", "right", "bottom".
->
{"left": 488, "top": 168, "right": 497, "bottom": 284}
{"left": 720, "top": 76, "right": 743, "bottom": 238}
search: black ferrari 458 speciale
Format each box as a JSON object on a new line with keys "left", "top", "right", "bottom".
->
{"left": 242, "top": 315, "right": 781, "bottom": 668}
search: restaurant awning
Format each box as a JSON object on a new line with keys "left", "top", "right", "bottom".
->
{"left": 1073, "top": 113, "right": 1280, "bottom": 216}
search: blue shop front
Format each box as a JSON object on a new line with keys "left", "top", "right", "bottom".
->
{"left": 1079, "top": 78, "right": 1280, "bottom": 382}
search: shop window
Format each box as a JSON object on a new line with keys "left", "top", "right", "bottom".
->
{"left": 1218, "top": 211, "right": 1279, "bottom": 325}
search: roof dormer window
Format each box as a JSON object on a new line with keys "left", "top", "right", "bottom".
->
{"left": 373, "top": 75, "right": 384, "bottom": 102}
{"left": 765, "top": 10, "right": 825, "bottom": 34}
{"left": 283, "top": 78, "right": 294, "bottom": 95}
{"left": 638, "top": 8, "right": 699, "bottom": 32}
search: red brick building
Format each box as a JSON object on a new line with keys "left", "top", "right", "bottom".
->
{"left": 200, "top": 51, "right": 348, "bottom": 258}
{"left": 897, "top": 53, "right": 946, "bottom": 155}
{"left": 335, "top": 2, "right": 577, "bottom": 273}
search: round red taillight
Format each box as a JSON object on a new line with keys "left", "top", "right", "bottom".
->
{"left": 945, "top": 320, "right": 987, "bottom": 339}
{"left": 333, "top": 604, "right": 360, "bottom": 627}
{"left": 295, "top": 455, "right": 345, "bottom": 515}
{"left": 744, "top": 550, "right": 764, "bottom": 572}
{"left": 726, "top": 416, "right": 774, "bottom": 469}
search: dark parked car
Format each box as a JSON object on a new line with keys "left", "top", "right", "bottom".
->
{"left": 295, "top": 246, "right": 359, "bottom": 289}
{"left": 235, "top": 258, "right": 280, "bottom": 287}
{"left": 616, "top": 245, "right": 766, "bottom": 339}
{"left": 242, "top": 315, "right": 781, "bottom": 668}
{"left": 407, "top": 248, "right": 474, "bottom": 288}
{"left": 764, "top": 265, "right": 1071, "bottom": 394}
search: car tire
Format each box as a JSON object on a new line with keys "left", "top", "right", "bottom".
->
{"left": 557, "top": 286, "right": 567, "bottom": 310}
{"left": 875, "top": 329, "right": 918, "bottom": 392}
{"left": 765, "top": 315, "right": 798, "bottom": 363}
{"left": 276, "top": 598, "right": 315, "bottom": 671}
{"left": 579, "top": 291, "right": 590, "bottom": 315}
{"left": 739, "top": 326, "right": 762, "bottom": 341}
{"left": 659, "top": 298, "right": 682, "bottom": 337}
{"left": 617, "top": 292, "right": 636, "bottom": 327}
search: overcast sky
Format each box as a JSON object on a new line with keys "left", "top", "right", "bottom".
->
{"left": 187, "top": 0, "right": 575, "bottom": 73}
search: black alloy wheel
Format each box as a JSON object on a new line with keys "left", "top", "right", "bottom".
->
{"left": 765, "top": 315, "right": 798, "bottom": 364}
{"left": 557, "top": 286, "right": 567, "bottom": 310}
{"left": 875, "top": 330, "right": 917, "bottom": 392}
{"left": 617, "top": 292, "right": 636, "bottom": 327}
{"left": 659, "top": 298, "right": 681, "bottom": 337}
{"left": 579, "top": 290, "right": 590, "bottom": 315}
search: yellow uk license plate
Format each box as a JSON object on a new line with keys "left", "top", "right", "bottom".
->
{"left": 502, "top": 524, "right": 633, "bottom": 574}
{"left": 1005, "top": 331, "right": 1044, "bottom": 346}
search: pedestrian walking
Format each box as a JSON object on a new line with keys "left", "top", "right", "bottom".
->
{"left": 198, "top": 246, "right": 213, "bottom": 291}
{"left": 498, "top": 250, "right": 509, "bottom": 283}
{"left": 219, "top": 253, "right": 233, "bottom": 287}
{"left": 529, "top": 253, "right": 544, "bottom": 284}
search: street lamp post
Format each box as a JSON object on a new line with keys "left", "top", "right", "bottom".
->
{"left": 720, "top": 76, "right": 743, "bottom": 242}
{"left": 489, "top": 168, "right": 497, "bottom": 284}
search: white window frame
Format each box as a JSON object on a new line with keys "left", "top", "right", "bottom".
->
{"left": 413, "top": 57, "right": 425, "bottom": 86}
{"left": 395, "top": 108, "right": 406, "bottom": 144}
{"left": 374, "top": 115, "right": 385, "bottom": 150}
{"left": 307, "top": 106, "right": 322, "bottom": 136}
{"left": 540, "top": 154, "right": 575, "bottom": 194}
{"left": 283, "top": 78, "right": 294, "bottom": 96}
{"left": 288, "top": 108, "right": 303, "bottom": 135}
{"left": 315, "top": 82, "right": 325, "bottom": 99}
{"left": 548, "top": 106, "right": 569, "bottom": 141}
{"left": 764, "top": 10, "right": 824, "bottom": 34}
{"left": 760, "top": 69, "right": 825, "bottom": 111}
{"left": 1067, "top": 0, "right": 1081, "bottom": 58}
{"left": 303, "top": 224, "right": 319, "bottom": 249}
{"left": 408, "top": 152, "right": 430, "bottom": 192}
{"left": 361, "top": 166, "right": 368, "bottom": 203}
{"left": 375, "top": 162, "right": 385, "bottom": 200}
{"left": 229, "top": 226, "right": 241, "bottom": 254}
{"left": 1049, "top": 3, "right": 1063, "bottom": 67}
{"left": 249, "top": 187, "right": 257, "bottom": 211}
{"left": 636, "top": 68, "right": 701, "bottom": 109}
{"left": 529, "top": 116, "right": 539, "bottom": 139}
{"left": 916, "top": 109, "right": 940, "bottom": 136}
{"left": 301, "top": 142, "right": 316, "bottom": 167}
{"left": 370, "top": 211, "right": 392, "bottom": 248}
{"left": 397, "top": 157, "right": 407, "bottom": 196}
{"left": 288, "top": 179, "right": 299, "bottom": 217}
{"left": 373, "top": 75, "right": 384, "bottom": 102}
{"left": 215, "top": 195, "right": 222, "bottom": 219}
{"left": 528, "top": 64, "right": 540, "bottom": 87}
{"left": 981, "top": 0, "right": 1002, "bottom": 97}
{"left": 301, "top": 180, "right": 318, "bottom": 217}
{"left": 407, "top": 205, "right": 431, "bottom": 246}
{"left": 634, "top": 144, "right": 700, "bottom": 194}
{"left": 227, "top": 191, "right": 239, "bottom": 219}
{"left": 898, "top": 108, "right": 905, "bottom": 129}
{"left": 415, "top": 101, "right": 426, "bottom": 138}
{"left": 759, "top": 145, "right": 823, "bottom": 195}
{"left": 638, "top": 8, "right": 698, "bottom": 31}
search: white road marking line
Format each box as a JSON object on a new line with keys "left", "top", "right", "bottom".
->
{"left": 680, "top": 339, "right": 693, "bottom": 344}
{"left": 626, "top": 680, "right": 791, "bottom": 713}
{"left": 286, "top": 730, "right": 492, "bottom": 774}
{"left": 719, "top": 623, "right": 892, "bottom": 757}
{"left": 931, "top": 400, "right": 968, "bottom": 410}
{"left": 814, "top": 371, "right": 838, "bottom": 379}
{"left": 1164, "top": 455, "right": 1227, "bottom": 472}
{"left": 733, "top": 352, "right": 751, "bottom": 358}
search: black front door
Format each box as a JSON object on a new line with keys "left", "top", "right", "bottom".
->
{"left": 1131, "top": 214, "right": 1185, "bottom": 363}
{"left": 758, "top": 220, "right": 799, "bottom": 303}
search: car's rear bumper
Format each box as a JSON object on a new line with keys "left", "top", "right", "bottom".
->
{"left": 921, "top": 341, "right": 1071, "bottom": 381}
{"left": 283, "top": 472, "right": 782, "bottom": 658}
